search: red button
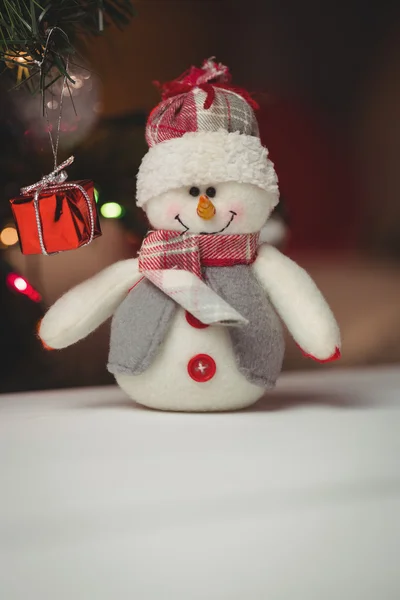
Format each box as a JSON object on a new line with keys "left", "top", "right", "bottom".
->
{"left": 187, "top": 354, "right": 216, "bottom": 382}
{"left": 185, "top": 311, "right": 209, "bottom": 329}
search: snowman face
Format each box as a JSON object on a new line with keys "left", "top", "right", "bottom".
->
{"left": 145, "top": 181, "right": 278, "bottom": 234}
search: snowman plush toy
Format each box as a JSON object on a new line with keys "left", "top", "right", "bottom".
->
{"left": 39, "top": 59, "right": 341, "bottom": 412}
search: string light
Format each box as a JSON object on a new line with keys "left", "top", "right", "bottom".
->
{"left": 6, "top": 273, "right": 41, "bottom": 302}
{"left": 73, "top": 77, "right": 83, "bottom": 89}
{"left": 13, "top": 277, "right": 27, "bottom": 291}
{"left": 0, "top": 226, "right": 19, "bottom": 246}
{"left": 4, "top": 51, "right": 33, "bottom": 84}
{"left": 47, "top": 100, "right": 59, "bottom": 110}
{"left": 100, "top": 202, "right": 124, "bottom": 218}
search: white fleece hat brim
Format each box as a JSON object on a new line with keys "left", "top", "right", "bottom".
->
{"left": 136, "top": 130, "right": 279, "bottom": 207}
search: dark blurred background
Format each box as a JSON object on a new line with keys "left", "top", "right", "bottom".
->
{"left": 2, "top": 0, "right": 400, "bottom": 393}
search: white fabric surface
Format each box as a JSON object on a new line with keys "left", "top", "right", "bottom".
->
{"left": 0, "top": 366, "right": 399, "bottom": 600}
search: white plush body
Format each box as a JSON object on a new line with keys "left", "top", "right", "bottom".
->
{"left": 115, "top": 307, "right": 263, "bottom": 412}
{"left": 114, "top": 247, "right": 340, "bottom": 412}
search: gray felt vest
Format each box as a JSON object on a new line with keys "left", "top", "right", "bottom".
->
{"left": 107, "top": 265, "right": 285, "bottom": 388}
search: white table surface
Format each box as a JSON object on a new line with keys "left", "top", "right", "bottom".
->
{"left": 1, "top": 366, "right": 400, "bottom": 600}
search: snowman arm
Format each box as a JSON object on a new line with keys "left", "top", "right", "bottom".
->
{"left": 39, "top": 258, "right": 142, "bottom": 350}
{"left": 252, "top": 244, "right": 341, "bottom": 361}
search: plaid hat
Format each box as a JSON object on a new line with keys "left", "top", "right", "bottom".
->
{"left": 137, "top": 58, "right": 278, "bottom": 207}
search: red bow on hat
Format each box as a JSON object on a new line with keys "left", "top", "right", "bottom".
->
{"left": 154, "top": 57, "right": 259, "bottom": 110}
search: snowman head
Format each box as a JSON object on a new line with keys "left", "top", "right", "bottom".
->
{"left": 145, "top": 181, "right": 277, "bottom": 235}
{"left": 136, "top": 59, "right": 279, "bottom": 232}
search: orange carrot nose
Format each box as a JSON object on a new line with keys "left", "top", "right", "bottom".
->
{"left": 197, "top": 195, "right": 216, "bottom": 220}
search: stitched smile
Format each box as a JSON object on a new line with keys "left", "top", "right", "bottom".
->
{"left": 175, "top": 211, "right": 237, "bottom": 235}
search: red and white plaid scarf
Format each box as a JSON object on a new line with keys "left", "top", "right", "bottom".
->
{"left": 138, "top": 230, "right": 259, "bottom": 326}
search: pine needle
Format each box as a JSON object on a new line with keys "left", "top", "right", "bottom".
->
{"left": 0, "top": 0, "right": 135, "bottom": 94}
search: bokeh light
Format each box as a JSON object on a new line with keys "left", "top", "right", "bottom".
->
{"left": 6, "top": 273, "right": 42, "bottom": 302}
{"left": 0, "top": 226, "right": 19, "bottom": 246}
{"left": 13, "top": 277, "right": 27, "bottom": 291}
{"left": 100, "top": 202, "right": 124, "bottom": 218}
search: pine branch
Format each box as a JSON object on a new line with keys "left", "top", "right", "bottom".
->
{"left": 0, "top": 0, "right": 135, "bottom": 93}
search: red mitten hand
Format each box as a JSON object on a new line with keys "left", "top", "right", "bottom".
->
{"left": 297, "top": 345, "right": 341, "bottom": 363}
{"left": 36, "top": 319, "right": 54, "bottom": 351}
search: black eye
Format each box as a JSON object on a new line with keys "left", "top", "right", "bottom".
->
{"left": 206, "top": 186, "right": 216, "bottom": 198}
{"left": 189, "top": 186, "right": 200, "bottom": 197}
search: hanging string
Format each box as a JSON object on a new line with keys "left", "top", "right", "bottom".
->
{"left": 35, "top": 26, "right": 71, "bottom": 169}
{"left": 45, "top": 58, "right": 68, "bottom": 170}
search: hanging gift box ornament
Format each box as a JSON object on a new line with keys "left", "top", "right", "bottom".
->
{"left": 7, "top": 29, "right": 102, "bottom": 257}
{"left": 10, "top": 156, "right": 101, "bottom": 255}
